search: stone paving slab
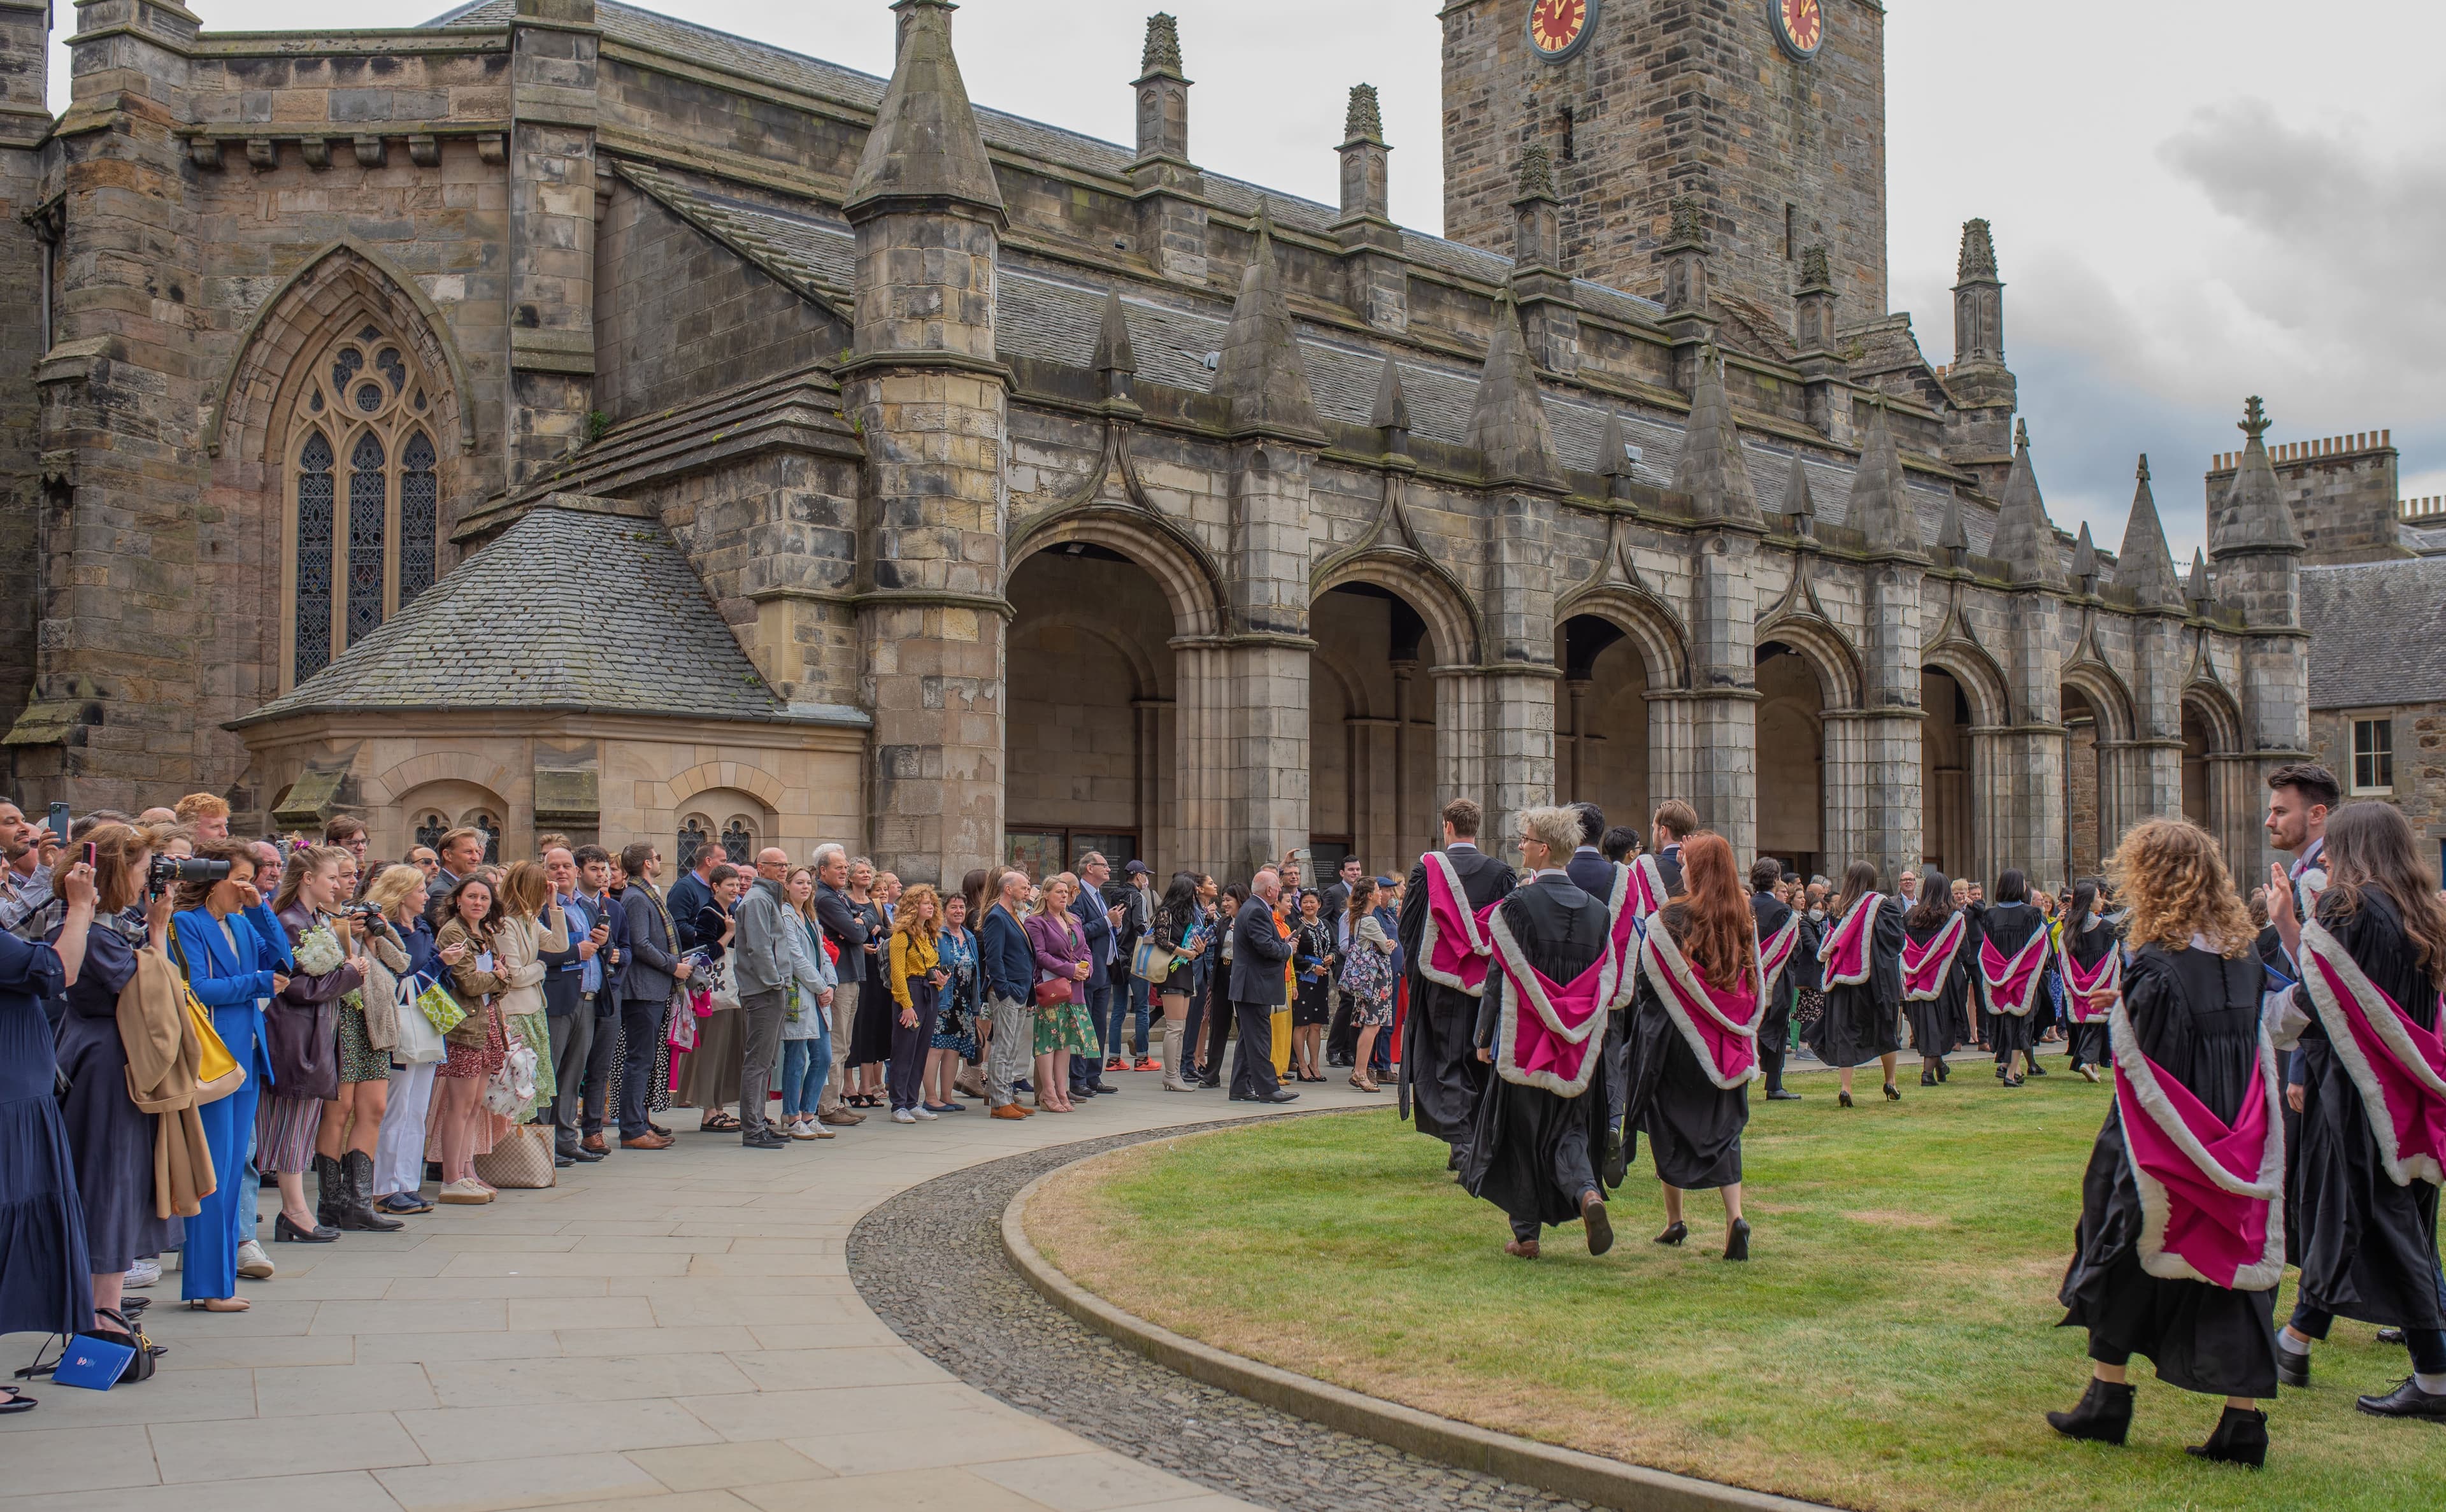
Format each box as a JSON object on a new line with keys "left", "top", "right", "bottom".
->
{"left": 0, "top": 1077, "right": 1378, "bottom": 1511}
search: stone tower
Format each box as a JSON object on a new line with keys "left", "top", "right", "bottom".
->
{"left": 0, "top": 0, "right": 47, "bottom": 727}
{"left": 2209, "top": 397, "right": 2310, "bottom": 879}
{"left": 841, "top": 0, "right": 1010, "bottom": 888}
{"left": 1440, "top": 0, "right": 1889, "bottom": 315}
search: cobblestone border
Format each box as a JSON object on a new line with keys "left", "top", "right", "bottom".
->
{"left": 1001, "top": 1122, "right": 1827, "bottom": 1512}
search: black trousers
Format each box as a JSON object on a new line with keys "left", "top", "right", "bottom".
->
{"left": 580, "top": 994, "right": 622, "bottom": 1136}
{"left": 1326, "top": 991, "right": 1357, "bottom": 1064}
{"left": 1229, "top": 1001, "right": 1280, "bottom": 1100}
{"left": 620, "top": 993, "right": 668, "bottom": 1139}
{"left": 1757, "top": 985, "right": 1793, "bottom": 1093}
{"left": 1202, "top": 970, "right": 1234, "bottom": 1076}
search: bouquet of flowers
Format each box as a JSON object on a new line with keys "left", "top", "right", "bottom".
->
{"left": 293, "top": 922, "right": 345, "bottom": 978}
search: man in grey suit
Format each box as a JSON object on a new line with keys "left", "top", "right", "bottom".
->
{"left": 1228, "top": 868, "right": 1299, "bottom": 1104}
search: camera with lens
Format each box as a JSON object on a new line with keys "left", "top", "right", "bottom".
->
{"left": 336, "top": 901, "right": 384, "bottom": 922}
{"left": 148, "top": 855, "right": 233, "bottom": 896}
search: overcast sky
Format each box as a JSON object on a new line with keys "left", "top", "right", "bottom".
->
{"left": 48, "top": 1, "right": 2446, "bottom": 556}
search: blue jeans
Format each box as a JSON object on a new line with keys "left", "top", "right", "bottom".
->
{"left": 1107, "top": 973, "right": 1151, "bottom": 1059}
{"left": 782, "top": 1022, "right": 833, "bottom": 1120}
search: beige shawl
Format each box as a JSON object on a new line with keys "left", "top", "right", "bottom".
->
{"left": 118, "top": 945, "right": 222, "bottom": 1220}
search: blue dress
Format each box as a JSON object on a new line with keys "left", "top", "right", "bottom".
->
{"left": 171, "top": 904, "right": 288, "bottom": 1301}
{"left": 0, "top": 925, "right": 91, "bottom": 1337}
{"left": 52, "top": 911, "right": 183, "bottom": 1273}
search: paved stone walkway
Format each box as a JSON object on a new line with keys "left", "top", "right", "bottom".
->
{"left": 0, "top": 1076, "right": 1384, "bottom": 1512}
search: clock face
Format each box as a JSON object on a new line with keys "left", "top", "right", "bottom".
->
{"left": 1527, "top": 0, "right": 1596, "bottom": 63}
{"left": 1773, "top": 0, "right": 1824, "bottom": 59}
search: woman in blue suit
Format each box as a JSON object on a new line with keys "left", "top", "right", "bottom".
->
{"left": 169, "top": 840, "right": 292, "bottom": 1311}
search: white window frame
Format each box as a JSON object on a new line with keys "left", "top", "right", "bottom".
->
{"left": 2350, "top": 716, "right": 2394, "bottom": 795}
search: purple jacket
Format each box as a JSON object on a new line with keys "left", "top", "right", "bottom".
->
{"left": 1023, "top": 910, "right": 1087, "bottom": 1006}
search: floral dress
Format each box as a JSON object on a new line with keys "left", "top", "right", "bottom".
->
{"left": 933, "top": 927, "right": 980, "bottom": 1058}
{"left": 1338, "top": 914, "right": 1397, "bottom": 1028}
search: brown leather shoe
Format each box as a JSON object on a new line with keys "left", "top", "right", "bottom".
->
{"left": 620, "top": 1131, "right": 673, "bottom": 1150}
{"left": 990, "top": 1103, "right": 1029, "bottom": 1120}
{"left": 818, "top": 1109, "right": 864, "bottom": 1127}
{"left": 582, "top": 1134, "right": 608, "bottom": 1155}
{"left": 1504, "top": 1238, "right": 1540, "bottom": 1260}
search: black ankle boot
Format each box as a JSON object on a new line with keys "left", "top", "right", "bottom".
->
{"left": 312, "top": 1152, "right": 347, "bottom": 1230}
{"left": 2185, "top": 1405, "right": 2267, "bottom": 1467}
{"left": 2045, "top": 1378, "right": 2135, "bottom": 1444}
{"left": 336, "top": 1150, "right": 403, "bottom": 1232}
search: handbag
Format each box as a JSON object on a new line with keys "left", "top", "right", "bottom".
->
{"left": 183, "top": 986, "right": 245, "bottom": 1104}
{"left": 1129, "top": 934, "right": 1174, "bottom": 986}
{"left": 392, "top": 978, "right": 447, "bottom": 1066}
{"left": 667, "top": 998, "right": 699, "bottom": 1052}
{"left": 1033, "top": 974, "right": 1071, "bottom": 1009}
{"left": 471, "top": 1121, "right": 557, "bottom": 1190}
{"left": 80, "top": 1307, "right": 160, "bottom": 1384}
{"left": 415, "top": 978, "right": 467, "bottom": 1036}
{"left": 704, "top": 953, "right": 740, "bottom": 1013}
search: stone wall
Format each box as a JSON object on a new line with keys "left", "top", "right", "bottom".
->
{"left": 2208, "top": 432, "right": 2403, "bottom": 567}
{"left": 2311, "top": 703, "right": 2446, "bottom": 864}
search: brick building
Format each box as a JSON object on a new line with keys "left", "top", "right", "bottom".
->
{"left": 0, "top": 0, "right": 2336, "bottom": 889}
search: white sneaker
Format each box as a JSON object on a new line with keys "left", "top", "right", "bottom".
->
{"left": 892, "top": 1108, "right": 917, "bottom": 1123}
{"left": 124, "top": 1259, "right": 162, "bottom": 1288}
{"left": 913, "top": 1106, "right": 939, "bottom": 1120}
{"left": 235, "top": 1239, "right": 275, "bottom": 1280}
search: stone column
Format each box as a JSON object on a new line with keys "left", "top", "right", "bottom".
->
{"left": 841, "top": 0, "right": 1010, "bottom": 888}
{"left": 1215, "top": 438, "right": 1314, "bottom": 879}
{"left": 506, "top": 0, "right": 600, "bottom": 483}
{"left": 0, "top": 0, "right": 48, "bottom": 725}
{"left": 1687, "top": 538, "right": 1759, "bottom": 859}
{"left": 1857, "top": 562, "right": 1927, "bottom": 883}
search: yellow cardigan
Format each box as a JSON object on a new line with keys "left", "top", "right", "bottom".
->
{"left": 889, "top": 927, "right": 940, "bottom": 1010}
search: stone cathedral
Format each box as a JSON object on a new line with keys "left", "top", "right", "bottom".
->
{"left": 0, "top": 0, "right": 2319, "bottom": 891}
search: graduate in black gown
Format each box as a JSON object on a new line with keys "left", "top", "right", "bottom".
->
{"left": 1901, "top": 868, "right": 1973, "bottom": 1086}
{"left": 2059, "top": 878, "right": 2119, "bottom": 1082}
{"left": 1463, "top": 806, "right": 1617, "bottom": 1260}
{"left": 2050, "top": 818, "right": 2280, "bottom": 1467}
{"left": 1625, "top": 833, "right": 1759, "bottom": 1259}
{"left": 1980, "top": 869, "right": 2052, "bottom": 1086}
{"left": 1804, "top": 860, "right": 1903, "bottom": 1106}
{"left": 2265, "top": 801, "right": 2446, "bottom": 1420}
{"left": 1748, "top": 859, "right": 1803, "bottom": 1102}
{"left": 1398, "top": 798, "right": 1517, "bottom": 1173}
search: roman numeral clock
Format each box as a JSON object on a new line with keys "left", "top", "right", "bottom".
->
{"left": 1525, "top": 0, "right": 1594, "bottom": 62}
{"left": 1772, "top": 0, "right": 1825, "bottom": 61}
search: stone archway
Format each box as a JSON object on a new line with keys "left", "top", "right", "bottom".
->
{"left": 1754, "top": 639, "right": 1829, "bottom": 879}
{"left": 1554, "top": 613, "right": 1656, "bottom": 843}
{"left": 1309, "top": 580, "right": 1436, "bottom": 873}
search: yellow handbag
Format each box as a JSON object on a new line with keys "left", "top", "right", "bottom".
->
{"left": 185, "top": 986, "right": 247, "bottom": 1104}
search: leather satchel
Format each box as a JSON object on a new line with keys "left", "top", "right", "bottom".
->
{"left": 1033, "top": 975, "right": 1071, "bottom": 1009}
{"left": 471, "top": 1122, "right": 557, "bottom": 1190}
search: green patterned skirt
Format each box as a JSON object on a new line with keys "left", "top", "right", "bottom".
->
{"left": 1034, "top": 996, "right": 1098, "bottom": 1057}
{"left": 336, "top": 1003, "right": 390, "bottom": 1083}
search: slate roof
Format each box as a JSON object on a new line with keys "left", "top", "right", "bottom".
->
{"left": 236, "top": 501, "right": 854, "bottom": 728}
{"left": 2299, "top": 557, "right": 2446, "bottom": 710}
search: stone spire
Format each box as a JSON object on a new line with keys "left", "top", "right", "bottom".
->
{"left": 1093, "top": 288, "right": 1135, "bottom": 397}
{"left": 1343, "top": 82, "right": 1383, "bottom": 144}
{"left": 1336, "top": 83, "right": 1390, "bottom": 224}
{"left": 1936, "top": 496, "right": 1970, "bottom": 567}
{"left": 844, "top": 0, "right": 1005, "bottom": 222}
{"left": 2113, "top": 454, "right": 2185, "bottom": 610}
{"left": 1780, "top": 452, "right": 1816, "bottom": 527}
{"left": 2186, "top": 548, "right": 2213, "bottom": 611}
{"left": 1212, "top": 207, "right": 1321, "bottom": 439}
{"left": 2210, "top": 396, "right": 2305, "bottom": 555}
{"left": 1843, "top": 398, "right": 1919, "bottom": 556}
{"left": 1957, "top": 217, "right": 1998, "bottom": 280}
{"left": 1671, "top": 345, "right": 1761, "bottom": 524}
{"left": 1989, "top": 419, "right": 2063, "bottom": 587}
{"left": 2069, "top": 522, "right": 2099, "bottom": 591}
{"left": 1598, "top": 410, "right": 1636, "bottom": 500}
{"left": 1368, "top": 353, "right": 1410, "bottom": 450}
{"left": 1470, "top": 289, "right": 1563, "bottom": 490}
{"left": 1511, "top": 144, "right": 1561, "bottom": 272}
{"left": 1140, "top": 11, "right": 1184, "bottom": 77}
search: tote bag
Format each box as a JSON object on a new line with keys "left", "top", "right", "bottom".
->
{"left": 391, "top": 976, "right": 447, "bottom": 1066}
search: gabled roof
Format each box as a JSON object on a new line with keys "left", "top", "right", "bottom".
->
{"left": 236, "top": 498, "right": 859, "bottom": 729}
{"left": 2299, "top": 557, "right": 2446, "bottom": 711}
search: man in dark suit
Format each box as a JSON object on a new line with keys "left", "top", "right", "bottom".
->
{"left": 613, "top": 842, "right": 686, "bottom": 1148}
{"left": 1069, "top": 853, "right": 1126, "bottom": 1096}
{"left": 1564, "top": 802, "right": 1617, "bottom": 897}
{"left": 668, "top": 843, "right": 719, "bottom": 952}
{"left": 1750, "top": 857, "right": 1805, "bottom": 1101}
{"left": 1228, "top": 868, "right": 1298, "bottom": 1103}
{"left": 1649, "top": 799, "right": 1696, "bottom": 899}
{"left": 1399, "top": 797, "right": 1517, "bottom": 1169}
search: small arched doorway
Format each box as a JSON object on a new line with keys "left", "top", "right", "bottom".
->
{"left": 1555, "top": 613, "right": 1652, "bottom": 841}
{"left": 1310, "top": 581, "right": 1436, "bottom": 875}
{"left": 1920, "top": 668, "right": 1975, "bottom": 878}
{"left": 1755, "top": 640, "right": 1827, "bottom": 879}
{"left": 2062, "top": 684, "right": 2103, "bottom": 880}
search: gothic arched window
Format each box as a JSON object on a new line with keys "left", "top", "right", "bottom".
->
{"left": 413, "top": 811, "right": 447, "bottom": 854}
{"left": 721, "top": 818, "right": 755, "bottom": 864}
{"left": 283, "top": 321, "right": 446, "bottom": 689}
{"left": 678, "top": 817, "right": 710, "bottom": 869}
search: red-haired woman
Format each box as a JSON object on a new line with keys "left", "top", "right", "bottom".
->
{"left": 1625, "top": 831, "right": 1761, "bottom": 1260}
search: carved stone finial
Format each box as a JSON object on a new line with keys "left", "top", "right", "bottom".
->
{"left": 1666, "top": 196, "right": 1705, "bottom": 248}
{"left": 2240, "top": 395, "right": 2270, "bottom": 441}
{"left": 1936, "top": 497, "right": 1970, "bottom": 564}
{"left": 1797, "top": 244, "right": 1831, "bottom": 291}
{"left": 1093, "top": 288, "right": 1136, "bottom": 378}
{"left": 1470, "top": 287, "right": 1564, "bottom": 490}
{"left": 2136, "top": 453, "right": 2150, "bottom": 483}
{"left": 1140, "top": 12, "right": 1185, "bottom": 79}
{"left": 2186, "top": 548, "right": 2213, "bottom": 608}
{"left": 2070, "top": 522, "right": 2099, "bottom": 587}
{"left": 1368, "top": 353, "right": 1410, "bottom": 437}
{"left": 1515, "top": 143, "right": 1557, "bottom": 203}
{"left": 2013, "top": 416, "right": 2029, "bottom": 452}
{"left": 1343, "top": 83, "right": 1384, "bottom": 145}
{"left": 2116, "top": 451, "right": 2185, "bottom": 611}
{"left": 1957, "top": 217, "right": 1998, "bottom": 280}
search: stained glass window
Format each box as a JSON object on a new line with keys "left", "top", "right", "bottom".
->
{"left": 399, "top": 431, "right": 438, "bottom": 606}
{"left": 678, "top": 817, "right": 710, "bottom": 867}
{"left": 414, "top": 813, "right": 447, "bottom": 853}
{"left": 294, "top": 432, "right": 335, "bottom": 684}
{"left": 376, "top": 347, "right": 408, "bottom": 392}
{"left": 347, "top": 431, "right": 387, "bottom": 645}
{"left": 721, "top": 819, "right": 755, "bottom": 864}
{"left": 473, "top": 811, "right": 501, "bottom": 864}
{"left": 330, "top": 346, "right": 362, "bottom": 393}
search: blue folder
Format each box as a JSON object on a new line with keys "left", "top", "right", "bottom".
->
{"left": 51, "top": 1334, "right": 136, "bottom": 1390}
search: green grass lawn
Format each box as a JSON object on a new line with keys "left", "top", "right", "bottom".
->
{"left": 1029, "top": 1076, "right": 2446, "bottom": 1512}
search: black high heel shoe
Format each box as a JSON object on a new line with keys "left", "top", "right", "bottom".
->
{"left": 2185, "top": 1405, "right": 2268, "bottom": 1467}
{"left": 1837, "top": 1089, "right": 1854, "bottom": 1108}
{"left": 273, "top": 1211, "right": 339, "bottom": 1244}
{"left": 1883, "top": 1082, "right": 1902, "bottom": 1102}
{"left": 1723, "top": 1218, "right": 1750, "bottom": 1262}
{"left": 1654, "top": 1220, "right": 1689, "bottom": 1246}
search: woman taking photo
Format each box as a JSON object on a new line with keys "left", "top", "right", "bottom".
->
{"left": 433, "top": 875, "right": 506, "bottom": 1204}
{"left": 1805, "top": 860, "right": 1903, "bottom": 1106}
{"left": 1291, "top": 890, "right": 1336, "bottom": 1085}
{"left": 265, "top": 845, "right": 365, "bottom": 1243}
{"left": 2050, "top": 818, "right": 2279, "bottom": 1466}
{"left": 52, "top": 825, "right": 182, "bottom": 1325}
{"left": 2268, "top": 800, "right": 2446, "bottom": 1420}
{"left": 926, "top": 891, "right": 980, "bottom": 1115}
{"left": 490, "top": 860, "right": 568, "bottom": 1128}
{"left": 1338, "top": 877, "right": 1398, "bottom": 1094}
{"left": 169, "top": 841, "right": 290, "bottom": 1309}
{"left": 1149, "top": 871, "right": 1208, "bottom": 1092}
{"left": 310, "top": 865, "right": 414, "bottom": 1234}
{"left": 367, "top": 864, "right": 456, "bottom": 1215}
{"left": 884, "top": 884, "right": 947, "bottom": 1122}
{"left": 778, "top": 866, "right": 838, "bottom": 1141}
{"left": 1026, "top": 875, "right": 1093, "bottom": 1112}
{"left": 678, "top": 863, "right": 743, "bottom": 1131}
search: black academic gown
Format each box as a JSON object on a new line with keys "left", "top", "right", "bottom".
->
{"left": 2057, "top": 945, "right": 2280, "bottom": 1398}
{"left": 2063, "top": 916, "right": 2118, "bottom": 1069}
{"left": 1981, "top": 902, "right": 2049, "bottom": 1064}
{"left": 1399, "top": 844, "right": 1517, "bottom": 1161}
{"left": 1750, "top": 892, "right": 1796, "bottom": 1091}
{"left": 1805, "top": 897, "right": 1903, "bottom": 1068}
{"left": 2288, "top": 890, "right": 2446, "bottom": 1331}
{"left": 1624, "top": 904, "right": 1750, "bottom": 1189}
{"left": 1903, "top": 912, "right": 1973, "bottom": 1058}
{"left": 1462, "top": 876, "right": 1615, "bottom": 1238}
